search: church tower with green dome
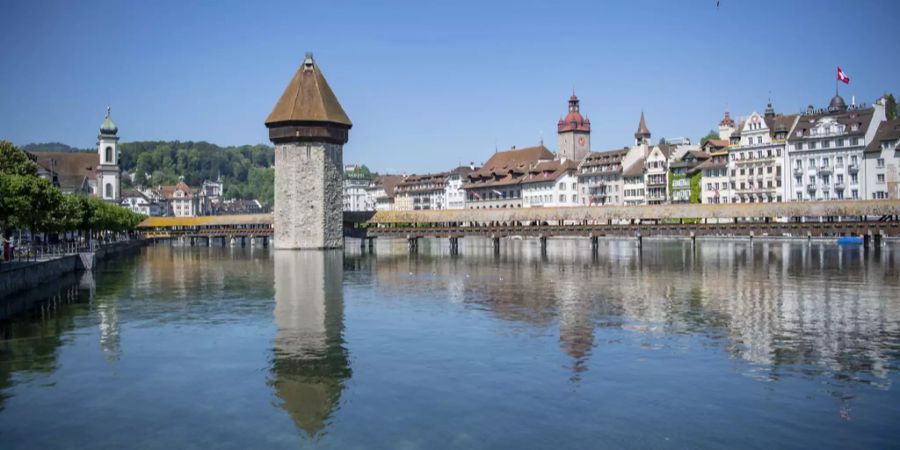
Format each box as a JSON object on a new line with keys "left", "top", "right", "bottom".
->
{"left": 97, "top": 107, "right": 121, "bottom": 202}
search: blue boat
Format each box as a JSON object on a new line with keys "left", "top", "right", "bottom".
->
{"left": 837, "top": 236, "right": 864, "bottom": 245}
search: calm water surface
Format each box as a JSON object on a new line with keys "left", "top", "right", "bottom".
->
{"left": 1, "top": 239, "right": 900, "bottom": 449}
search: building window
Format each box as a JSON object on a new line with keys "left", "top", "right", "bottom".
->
{"left": 877, "top": 174, "right": 885, "bottom": 184}
{"left": 105, "top": 183, "right": 113, "bottom": 198}
{"left": 809, "top": 142, "right": 817, "bottom": 149}
{"left": 795, "top": 143, "right": 803, "bottom": 150}
{"left": 877, "top": 158, "right": 885, "bottom": 168}
{"left": 105, "top": 146, "right": 113, "bottom": 163}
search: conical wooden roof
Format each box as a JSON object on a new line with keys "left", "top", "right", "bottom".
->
{"left": 635, "top": 111, "right": 650, "bottom": 137}
{"left": 265, "top": 54, "right": 352, "bottom": 127}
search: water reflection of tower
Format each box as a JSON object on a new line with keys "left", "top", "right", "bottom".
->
{"left": 271, "top": 251, "right": 351, "bottom": 439}
{"left": 83, "top": 268, "right": 120, "bottom": 361}
{"left": 557, "top": 278, "right": 594, "bottom": 382}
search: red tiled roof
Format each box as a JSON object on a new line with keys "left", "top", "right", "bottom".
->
{"left": 465, "top": 145, "right": 555, "bottom": 188}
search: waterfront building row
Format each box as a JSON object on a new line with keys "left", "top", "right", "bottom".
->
{"left": 343, "top": 92, "right": 899, "bottom": 211}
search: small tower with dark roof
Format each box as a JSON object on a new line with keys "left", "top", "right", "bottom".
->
{"left": 556, "top": 92, "right": 591, "bottom": 161}
{"left": 718, "top": 110, "right": 736, "bottom": 141}
{"left": 634, "top": 111, "right": 651, "bottom": 145}
{"left": 97, "top": 107, "right": 120, "bottom": 202}
{"left": 265, "top": 53, "right": 352, "bottom": 249}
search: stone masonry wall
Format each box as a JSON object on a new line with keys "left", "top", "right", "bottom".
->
{"left": 275, "top": 141, "right": 344, "bottom": 249}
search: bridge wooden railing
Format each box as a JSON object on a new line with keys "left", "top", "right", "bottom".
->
{"left": 366, "top": 220, "right": 899, "bottom": 239}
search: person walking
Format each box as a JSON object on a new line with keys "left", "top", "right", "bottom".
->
{"left": 1, "top": 235, "right": 8, "bottom": 262}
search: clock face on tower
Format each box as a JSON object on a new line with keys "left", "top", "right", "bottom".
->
{"left": 577, "top": 136, "right": 586, "bottom": 146}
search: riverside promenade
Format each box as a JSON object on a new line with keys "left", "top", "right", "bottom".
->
{"left": 0, "top": 240, "right": 144, "bottom": 317}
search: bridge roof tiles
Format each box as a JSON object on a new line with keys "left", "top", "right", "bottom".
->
{"left": 138, "top": 213, "right": 273, "bottom": 229}
{"left": 365, "top": 200, "right": 900, "bottom": 224}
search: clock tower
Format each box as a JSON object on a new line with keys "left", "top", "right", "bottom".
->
{"left": 557, "top": 93, "right": 591, "bottom": 161}
{"left": 97, "top": 107, "right": 120, "bottom": 202}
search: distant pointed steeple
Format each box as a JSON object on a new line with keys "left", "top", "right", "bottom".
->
{"left": 764, "top": 101, "right": 776, "bottom": 118}
{"left": 634, "top": 111, "right": 651, "bottom": 144}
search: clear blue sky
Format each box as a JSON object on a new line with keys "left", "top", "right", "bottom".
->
{"left": 1, "top": 0, "right": 898, "bottom": 173}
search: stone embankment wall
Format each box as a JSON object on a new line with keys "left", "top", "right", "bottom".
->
{"left": 0, "top": 240, "right": 144, "bottom": 301}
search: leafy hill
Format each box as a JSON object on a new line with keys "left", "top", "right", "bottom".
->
{"left": 21, "top": 142, "right": 89, "bottom": 152}
{"left": 24, "top": 140, "right": 276, "bottom": 206}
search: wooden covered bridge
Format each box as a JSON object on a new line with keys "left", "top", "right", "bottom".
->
{"left": 138, "top": 200, "right": 900, "bottom": 250}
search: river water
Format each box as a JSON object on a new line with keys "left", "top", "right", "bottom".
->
{"left": 1, "top": 239, "right": 899, "bottom": 449}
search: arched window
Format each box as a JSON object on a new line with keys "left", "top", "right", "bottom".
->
{"left": 105, "top": 183, "right": 113, "bottom": 198}
{"left": 105, "top": 146, "right": 113, "bottom": 163}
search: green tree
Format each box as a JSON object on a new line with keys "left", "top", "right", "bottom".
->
{"left": 0, "top": 140, "right": 38, "bottom": 176}
{"left": 885, "top": 93, "right": 897, "bottom": 121}
{"left": 700, "top": 129, "right": 719, "bottom": 146}
{"left": 0, "top": 174, "right": 61, "bottom": 234}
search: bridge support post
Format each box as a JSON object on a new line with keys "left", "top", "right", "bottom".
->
{"left": 864, "top": 232, "right": 871, "bottom": 249}
{"left": 367, "top": 237, "right": 375, "bottom": 253}
{"left": 590, "top": 235, "right": 599, "bottom": 252}
{"left": 250, "top": 235, "right": 256, "bottom": 247}
{"left": 205, "top": 237, "right": 210, "bottom": 247}
{"left": 492, "top": 236, "right": 500, "bottom": 254}
{"left": 539, "top": 235, "right": 547, "bottom": 252}
{"left": 807, "top": 231, "right": 812, "bottom": 245}
{"left": 875, "top": 231, "right": 883, "bottom": 249}
{"left": 241, "top": 236, "right": 246, "bottom": 248}
{"left": 449, "top": 237, "right": 460, "bottom": 255}
{"left": 690, "top": 231, "right": 696, "bottom": 248}
{"left": 190, "top": 236, "right": 195, "bottom": 247}
{"left": 262, "top": 236, "right": 269, "bottom": 248}
{"left": 636, "top": 232, "right": 642, "bottom": 250}
{"left": 407, "top": 236, "right": 419, "bottom": 253}
{"left": 749, "top": 231, "right": 754, "bottom": 243}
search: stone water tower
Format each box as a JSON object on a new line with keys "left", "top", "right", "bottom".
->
{"left": 266, "top": 53, "right": 352, "bottom": 249}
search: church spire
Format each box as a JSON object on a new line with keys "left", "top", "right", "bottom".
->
{"left": 634, "top": 111, "right": 651, "bottom": 144}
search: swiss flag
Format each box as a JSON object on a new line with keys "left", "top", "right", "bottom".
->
{"left": 837, "top": 66, "right": 850, "bottom": 84}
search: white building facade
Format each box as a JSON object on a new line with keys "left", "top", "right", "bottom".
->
{"left": 863, "top": 116, "right": 900, "bottom": 200}
{"left": 786, "top": 96, "right": 885, "bottom": 202}
{"left": 728, "top": 105, "right": 795, "bottom": 203}
{"left": 521, "top": 159, "right": 579, "bottom": 207}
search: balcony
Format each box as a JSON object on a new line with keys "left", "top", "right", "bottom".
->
{"left": 834, "top": 182, "right": 845, "bottom": 190}
{"left": 848, "top": 164, "right": 859, "bottom": 174}
{"left": 806, "top": 183, "right": 817, "bottom": 192}
{"left": 818, "top": 165, "right": 832, "bottom": 175}
{"left": 793, "top": 166, "right": 803, "bottom": 176}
